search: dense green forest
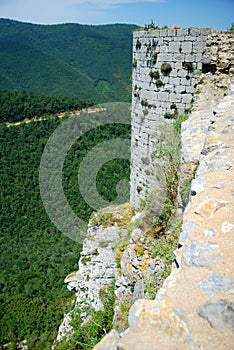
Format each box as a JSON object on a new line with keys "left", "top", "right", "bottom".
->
{"left": 0, "top": 107, "right": 130, "bottom": 348}
{"left": 0, "top": 90, "right": 93, "bottom": 123}
{"left": 0, "top": 19, "right": 137, "bottom": 102}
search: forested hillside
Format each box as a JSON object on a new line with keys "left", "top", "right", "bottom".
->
{"left": 0, "top": 90, "right": 93, "bottom": 123}
{"left": 0, "top": 110, "right": 130, "bottom": 348}
{"left": 0, "top": 19, "right": 137, "bottom": 102}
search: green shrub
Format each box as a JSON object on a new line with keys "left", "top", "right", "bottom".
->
{"left": 137, "top": 186, "right": 142, "bottom": 193}
{"left": 152, "top": 52, "right": 158, "bottom": 64}
{"left": 56, "top": 285, "right": 115, "bottom": 350}
{"left": 183, "top": 62, "right": 194, "bottom": 72}
{"left": 195, "top": 69, "right": 201, "bottom": 75}
{"left": 136, "top": 39, "right": 141, "bottom": 49}
{"left": 136, "top": 245, "right": 144, "bottom": 256}
{"left": 144, "top": 20, "right": 159, "bottom": 30}
{"left": 141, "top": 99, "right": 148, "bottom": 107}
{"left": 81, "top": 257, "right": 92, "bottom": 265}
{"left": 90, "top": 212, "right": 114, "bottom": 227}
{"left": 144, "top": 116, "right": 187, "bottom": 229}
{"left": 161, "top": 63, "right": 172, "bottom": 75}
{"left": 155, "top": 79, "right": 164, "bottom": 87}
{"left": 164, "top": 112, "right": 174, "bottom": 119}
{"left": 149, "top": 70, "right": 160, "bottom": 79}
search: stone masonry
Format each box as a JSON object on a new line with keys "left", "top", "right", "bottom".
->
{"left": 130, "top": 27, "right": 216, "bottom": 207}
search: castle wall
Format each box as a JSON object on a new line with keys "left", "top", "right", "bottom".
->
{"left": 130, "top": 27, "right": 215, "bottom": 208}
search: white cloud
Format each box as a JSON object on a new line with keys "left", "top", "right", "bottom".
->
{"left": 0, "top": 0, "right": 165, "bottom": 24}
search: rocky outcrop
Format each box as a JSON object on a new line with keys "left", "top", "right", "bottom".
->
{"left": 55, "top": 204, "right": 166, "bottom": 343}
{"left": 113, "top": 226, "right": 164, "bottom": 330}
{"left": 55, "top": 215, "right": 129, "bottom": 342}
{"left": 93, "top": 77, "right": 234, "bottom": 350}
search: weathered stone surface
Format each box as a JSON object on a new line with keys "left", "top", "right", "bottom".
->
{"left": 197, "top": 299, "right": 234, "bottom": 332}
{"left": 179, "top": 221, "right": 198, "bottom": 245}
{"left": 183, "top": 240, "right": 221, "bottom": 267}
{"left": 195, "top": 273, "right": 234, "bottom": 296}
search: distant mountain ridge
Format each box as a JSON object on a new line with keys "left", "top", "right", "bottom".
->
{"left": 0, "top": 18, "right": 138, "bottom": 102}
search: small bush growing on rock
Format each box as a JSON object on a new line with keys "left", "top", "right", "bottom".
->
{"left": 81, "top": 257, "right": 92, "bottom": 265}
{"left": 136, "top": 245, "right": 144, "bottom": 256}
{"left": 141, "top": 99, "right": 149, "bottom": 107}
{"left": 132, "top": 59, "right": 137, "bottom": 67}
{"left": 56, "top": 285, "right": 115, "bottom": 350}
{"left": 90, "top": 212, "right": 114, "bottom": 227}
{"left": 136, "top": 39, "right": 141, "bottom": 49}
{"left": 137, "top": 185, "right": 143, "bottom": 193}
{"left": 164, "top": 112, "right": 175, "bottom": 119}
{"left": 152, "top": 52, "right": 158, "bottom": 64}
{"left": 149, "top": 70, "right": 160, "bottom": 79}
{"left": 195, "top": 69, "right": 202, "bottom": 75}
{"left": 161, "top": 62, "right": 172, "bottom": 75}
{"left": 144, "top": 116, "right": 187, "bottom": 229}
{"left": 144, "top": 20, "right": 159, "bottom": 30}
{"left": 155, "top": 79, "right": 164, "bottom": 87}
{"left": 183, "top": 62, "right": 194, "bottom": 72}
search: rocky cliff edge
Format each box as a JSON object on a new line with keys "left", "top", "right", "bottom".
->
{"left": 93, "top": 76, "right": 234, "bottom": 349}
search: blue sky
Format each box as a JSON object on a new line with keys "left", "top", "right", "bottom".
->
{"left": 0, "top": 0, "right": 233, "bottom": 30}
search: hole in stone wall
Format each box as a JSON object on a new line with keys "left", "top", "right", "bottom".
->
{"left": 202, "top": 63, "right": 216, "bottom": 74}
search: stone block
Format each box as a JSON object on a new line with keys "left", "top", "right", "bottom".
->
{"left": 176, "top": 28, "right": 189, "bottom": 36}
{"left": 175, "top": 61, "right": 183, "bottom": 69}
{"left": 186, "top": 85, "right": 196, "bottom": 94}
{"left": 197, "top": 299, "right": 234, "bottom": 332}
{"left": 158, "top": 91, "right": 169, "bottom": 101}
{"left": 169, "top": 77, "right": 181, "bottom": 86}
{"left": 189, "top": 28, "right": 202, "bottom": 36}
{"left": 178, "top": 69, "right": 188, "bottom": 78}
{"left": 167, "top": 29, "right": 177, "bottom": 37}
{"left": 185, "top": 54, "right": 195, "bottom": 62}
{"left": 183, "top": 241, "right": 221, "bottom": 267}
{"left": 181, "top": 77, "right": 192, "bottom": 86}
{"left": 169, "top": 68, "right": 177, "bottom": 77}
{"left": 181, "top": 41, "right": 193, "bottom": 53}
{"left": 160, "top": 45, "right": 169, "bottom": 53}
{"left": 169, "top": 41, "right": 181, "bottom": 53}
{"left": 193, "top": 41, "right": 206, "bottom": 53}
{"left": 161, "top": 76, "right": 170, "bottom": 84}
{"left": 157, "top": 53, "right": 172, "bottom": 62}
{"left": 181, "top": 94, "right": 193, "bottom": 103}
{"left": 175, "top": 85, "right": 186, "bottom": 94}
{"left": 174, "top": 53, "right": 185, "bottom": 62}
{"left": 184, "top": 35, "right": 197, "bottom": 42}
{"left": 169, "top": 93, "right": 182, "bottom": 103}
{"left": 133, "top": 31, "right": 146, "bottom": 39}
{"left": 159, "top": 29, "right": 168, "bottom": 37}
{"left": 195, "top": 274, "right": 233, "bottom": 296}
{"left": 164, "top": 84, "right": 174, "bottom": 93}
